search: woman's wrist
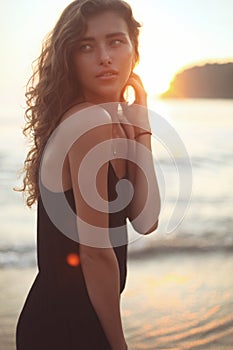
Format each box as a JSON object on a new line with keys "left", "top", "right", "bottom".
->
{"left": 134, "top": 130, "right": 152, "bottom": 140}
{"left": 134, "top": 129, "right": 152, "bottom": 151}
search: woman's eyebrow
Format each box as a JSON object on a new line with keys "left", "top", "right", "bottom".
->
{"left": 80, "top": 32, "right": 127, "bottom": 42}
{"left": 106, "top": 32, "right": 127, "bottom": 38}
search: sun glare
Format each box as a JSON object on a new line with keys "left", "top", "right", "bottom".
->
{"left": 134, "top": 19, "right": 183, "bottom": 97}
{"left": 136, "top": 63, "right": 172, "bottom": 96}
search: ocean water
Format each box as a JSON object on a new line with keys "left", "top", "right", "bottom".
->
{"left": 0, "top": 99, "right": 232, "bottom": 268}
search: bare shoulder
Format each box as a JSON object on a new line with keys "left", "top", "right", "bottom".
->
{"left": 60, "top": 102, "right": 113, "bottom": 126}
{"left": 57, "top": 103, "right": 113, "bottom": 156}
{"left": 60, "top": 102, "right": 93, "bottom": 123}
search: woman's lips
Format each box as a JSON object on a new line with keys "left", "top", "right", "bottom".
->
{"left": 96, "top": 70, "right": 118, "bottom": 81}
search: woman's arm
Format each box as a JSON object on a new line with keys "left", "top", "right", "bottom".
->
{"left": 80, "top": 245, "right": 126, "bottom": 350}
{"left": 67, "top": 106, "right": 127, "bottom": 350}
{"left": 127, "top": 130, "right": 160, "bottom": 234}
{"left": 122, "top": 73, "right": 161, "bottom": 234}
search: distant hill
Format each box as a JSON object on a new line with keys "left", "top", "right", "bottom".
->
{"left": 161, "top": 62, "right": 233, "bottom": 99}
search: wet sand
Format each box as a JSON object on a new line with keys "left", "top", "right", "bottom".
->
{"left": 123, "top": 251, "right": 233, "bottom": 349}
{"left": 1, "top": 251, "right": 233, "bottom": 349}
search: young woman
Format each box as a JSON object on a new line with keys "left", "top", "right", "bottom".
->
{"left": 16, "top": 1, "right": 160, "bottom": 349}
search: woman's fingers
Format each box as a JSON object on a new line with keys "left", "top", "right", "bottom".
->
{"left": 126, "top": 73, "right": 147, "bottom": 106}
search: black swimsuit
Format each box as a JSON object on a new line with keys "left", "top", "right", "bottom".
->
{"left": 16, "top": 162, "right": 128, "bottom": 350}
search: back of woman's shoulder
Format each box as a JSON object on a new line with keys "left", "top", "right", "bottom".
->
{"left": 60, "top": 102, "right": 112, "bottom": 125}
{"left": 60, "top": 102, "right": 93, "bottom": 123}
{"left": 56, "top": 102, "right": 113, "bottom": 147}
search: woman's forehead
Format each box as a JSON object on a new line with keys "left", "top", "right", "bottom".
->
{"left": 82, "top": 11, "right": 129, "bottom": 39}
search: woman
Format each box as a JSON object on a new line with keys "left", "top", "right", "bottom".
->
{"left": 16, "top": 0, "right": 160, "bottom": 349}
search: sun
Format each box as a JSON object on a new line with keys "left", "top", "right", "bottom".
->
{"left": 134, "top": 33, "right": 177, "bottom": 97}
{"left": 135, "top": 63, "right": 172, "bottom": 97}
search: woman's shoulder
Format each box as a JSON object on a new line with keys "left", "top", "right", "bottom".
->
{"left": 56, "top": 102, "right": 113, "bottom": 155}
{"left": 60, "top": 101, "right": 113, "bottom": 126}
{"left": 60, "top": 101, "right": 93, "bottom": 123}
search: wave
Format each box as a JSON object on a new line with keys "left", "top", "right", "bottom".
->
{"left": 128, "top": 243, "right": 233, "bottom": 261}
{"left": 0, "top": 245, "right": 37, "bottom": 268}
{"left": 155, "top": 154, "right": 233, "bottom": 169}
{"left": 1, "top": 238, "right": 232, "bottom": 268}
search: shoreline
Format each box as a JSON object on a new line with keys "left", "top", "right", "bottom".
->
{"left": 1, "top": 252, "right": 233, "bottom": 349}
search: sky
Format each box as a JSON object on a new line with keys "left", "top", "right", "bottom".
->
{"left": 0, "top": 0, "right": 233, "bottom": 116}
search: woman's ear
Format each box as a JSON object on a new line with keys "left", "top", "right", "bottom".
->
{"left": 131, "top": 51, "right": 137, "bottom": 71}
{"left": 132, "top": 56, "right": 136, "bottom": 70}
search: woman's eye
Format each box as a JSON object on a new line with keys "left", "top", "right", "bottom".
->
{"left": 111, "top": 39, "right": 122, "bottom": 46}
{"left": 79, "top": 44, "right": 92, "bottom": 52}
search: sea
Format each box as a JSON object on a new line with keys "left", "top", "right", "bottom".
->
{"left": 0, "top": 98, "right": 232, "bottom": 268}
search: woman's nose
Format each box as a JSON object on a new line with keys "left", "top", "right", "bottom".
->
{"left": 98, "top": 45, "right": 112, "bottom": 65}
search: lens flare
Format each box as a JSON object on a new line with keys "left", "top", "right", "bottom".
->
{"left": 66, "top": 253, "right": 80, "bottom": 267}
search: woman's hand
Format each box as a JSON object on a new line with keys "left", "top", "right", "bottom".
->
{"left": 125, "top": 72, "right": 147, "bottom": 107}
{"left": 121, "top": 72, "right": 150, "bottom": 134}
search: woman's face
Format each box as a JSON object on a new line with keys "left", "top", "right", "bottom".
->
{"left": 73, "top": 11, "right": 135, "bottom": 103}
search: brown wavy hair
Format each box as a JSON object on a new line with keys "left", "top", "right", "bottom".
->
{"left": 18, "top": 0, "right": 141, "bottom": 207}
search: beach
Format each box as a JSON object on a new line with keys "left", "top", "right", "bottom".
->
{"left": 123, "top": 250, "right": 233, "bottom": 349}
{"left": 1, "top": 98, "right": 233, "bottom": 349}
{"left": 1, "top": 250, "right": 233, "bottom": 350}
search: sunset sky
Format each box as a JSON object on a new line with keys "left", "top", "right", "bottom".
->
{"left": 0, "top": 0, "right": 233, "bottom": 116}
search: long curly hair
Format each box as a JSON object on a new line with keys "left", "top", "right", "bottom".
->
{"left": 19, "top": 0, "right": 141, "bottom": 207}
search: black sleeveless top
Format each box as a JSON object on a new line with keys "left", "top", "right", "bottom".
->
{"left": 16, "top": 161, "right": 128, "bottom": 350}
